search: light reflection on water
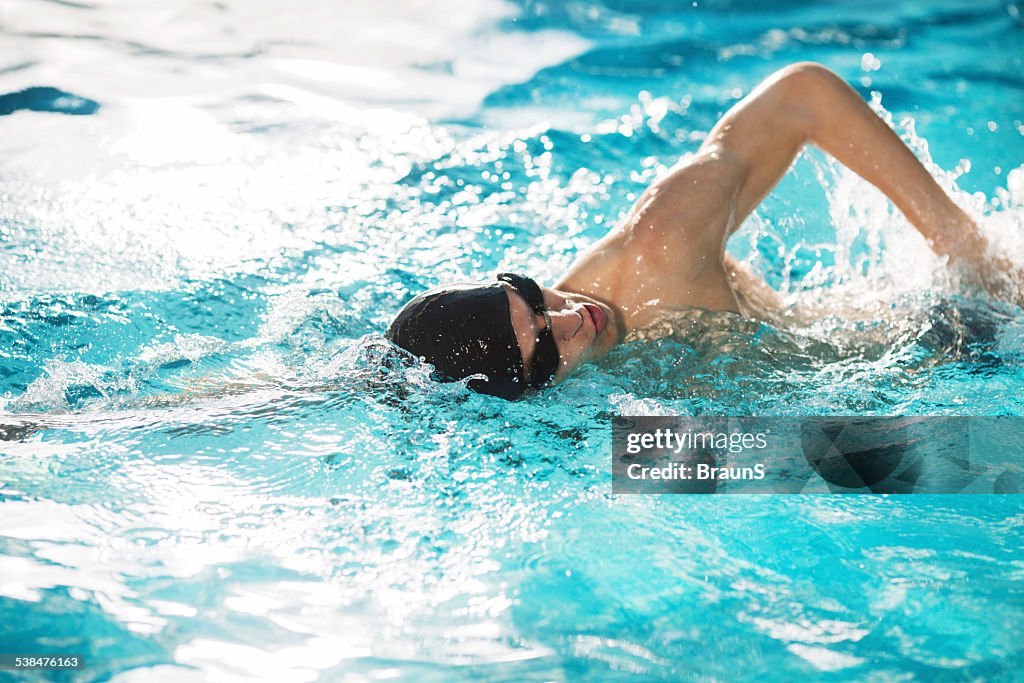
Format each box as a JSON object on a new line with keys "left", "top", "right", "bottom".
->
{"left": 2, "top": 0, "right": 1024, "bottom": 680}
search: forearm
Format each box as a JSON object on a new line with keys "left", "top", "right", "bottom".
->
{"left": 709, "top": 63, "right": 986, "bottom": 259}
{"left": 698, "top": 63, "right": 1017, "bottom": 302}
{"left": 784, "top": 65, "right": 1024, "bottom": 301}
{"left": 792, "top": 64, "right": 986, "bottom": 260}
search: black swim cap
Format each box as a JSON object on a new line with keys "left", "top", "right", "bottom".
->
{"left": 386, "top": 281, "right": 528, "bottom": 399}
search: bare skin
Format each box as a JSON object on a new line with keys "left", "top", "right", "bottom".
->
{"left": 508, "top": 62, "right": 1017, "bottom": 382}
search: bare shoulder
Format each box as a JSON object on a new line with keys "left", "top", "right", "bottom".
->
{"left": 635, "top": 148, "right": 747, "bottom": 244}
{"left": 555, "top": 149, "right": 749, "bottom": 324}
{"left": 575, "top": 149, "right": 744, "bottom": 283}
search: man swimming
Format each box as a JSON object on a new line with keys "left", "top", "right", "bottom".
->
{"left": 387, "top": 62, "right": 1018, "bottom": 400}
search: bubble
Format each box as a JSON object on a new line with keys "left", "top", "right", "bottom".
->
{"left": 860, "top": 53, "right": 882, "bottom": 72}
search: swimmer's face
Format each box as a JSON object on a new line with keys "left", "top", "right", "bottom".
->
{"left": 502, "top": 283, "right": 621, "bottom": 384}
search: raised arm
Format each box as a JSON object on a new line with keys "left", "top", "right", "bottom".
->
{"left": 558, "top": 62, "right": 1018, "bottom": 328}
{"left": 705, "top": 62, "right": 1015, "bottom": 297}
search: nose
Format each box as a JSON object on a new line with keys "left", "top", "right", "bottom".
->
{"left": 548, "top": 304, "right": 585, "bottom": 340}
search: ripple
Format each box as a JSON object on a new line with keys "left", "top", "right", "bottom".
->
{"left": 0, "top": 86, "right": 99, "bottom": 116}
{"left": 2, "top": 0, "right": 1023, "bottom": 679}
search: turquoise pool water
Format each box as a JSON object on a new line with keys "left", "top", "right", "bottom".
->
{"left": 2, "top": 0, "right": 1023, "bottom": 680}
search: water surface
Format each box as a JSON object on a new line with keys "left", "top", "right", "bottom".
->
{"left": 1, "top": 0, "right": 1023, "bottom": 680}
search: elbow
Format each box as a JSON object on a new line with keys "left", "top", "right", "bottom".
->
{"left": 772, "top": 62, "right": 845, "bottom": 101}
{"left": 768, "top": 62, "right": 846, "bottom": 137}
{"left": 777, "top": 61, "right": 839, "bottom": 81}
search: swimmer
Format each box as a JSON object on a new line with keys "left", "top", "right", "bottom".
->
{"left": 387, "top": 62, "right": 1022, "bottom": 400}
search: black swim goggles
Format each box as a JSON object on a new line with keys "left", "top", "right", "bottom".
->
{"left": 497, "top": 273, "right": 560, "bottom": 389}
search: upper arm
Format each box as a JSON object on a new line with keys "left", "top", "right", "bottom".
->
{"left": 700, "top": 62, "right": 831, "bottom": 163}
{"left": 697, "top": 63, "right": 833, "bottom": 226}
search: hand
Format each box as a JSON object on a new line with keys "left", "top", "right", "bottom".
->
{"left": 949, "top": 248, "right": 1024, "bottom": 306}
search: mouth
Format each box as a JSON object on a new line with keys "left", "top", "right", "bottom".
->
{"left": 582, "top": 303, "right": 606, "bottom": 334}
